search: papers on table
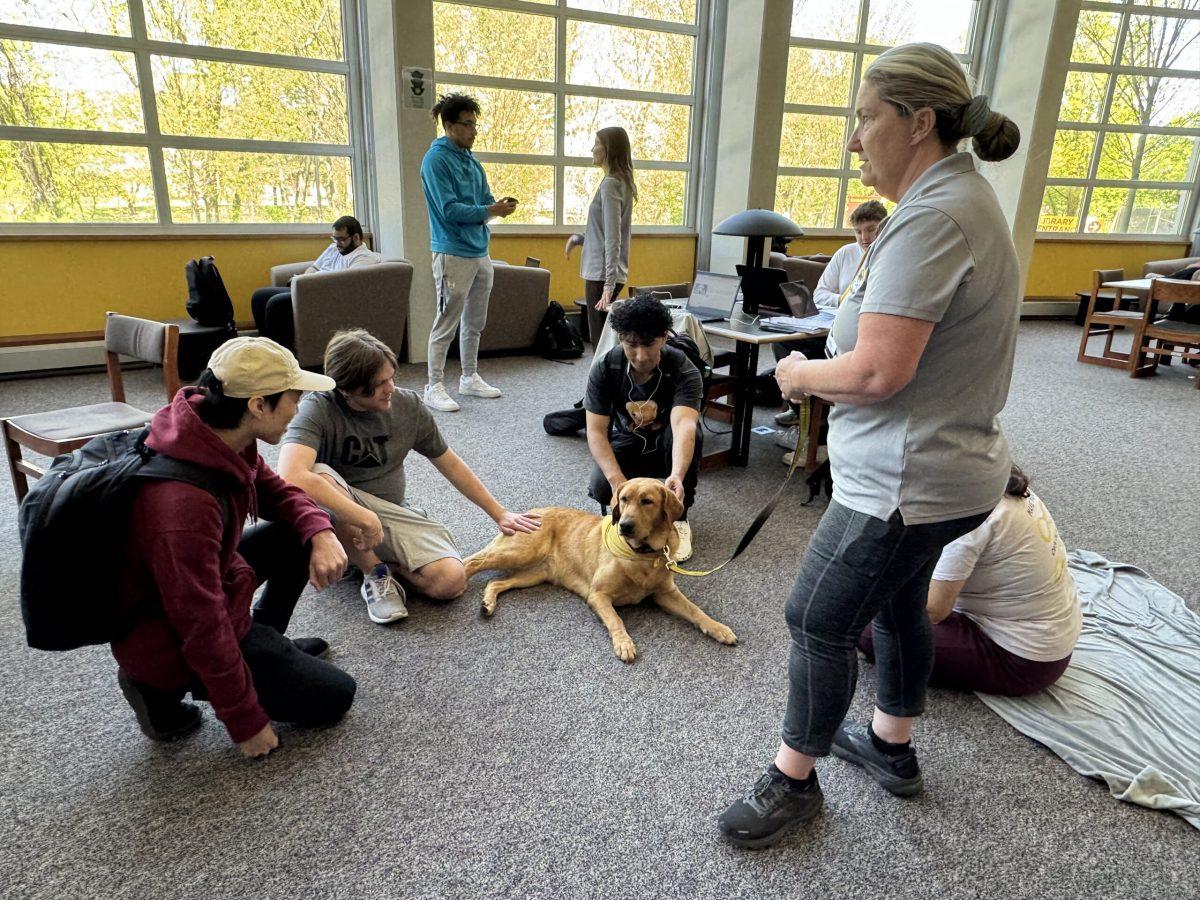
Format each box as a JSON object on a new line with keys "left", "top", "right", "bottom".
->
{"left": 759, "top": 311, "right": 836, "bottom": 334}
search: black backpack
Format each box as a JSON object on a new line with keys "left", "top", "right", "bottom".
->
{"left": 665, "top": 331, "right": 711, "bottom": 387}
{"left": 185, "top": 256, "right": 236, "bottom": 328}
{"left": 18, "top": 428, "right": 232, "bottom": 651}
{"left": 536, "top": 301, "right": 584, "bottom": 360}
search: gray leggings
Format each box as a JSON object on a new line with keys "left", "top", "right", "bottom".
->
{"left": 781, "top": 500, "right": 989, "bottom": 756}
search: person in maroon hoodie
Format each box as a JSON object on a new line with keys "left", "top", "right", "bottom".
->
{"left": 113, "top": 337, "right": 355, "bottom": 758}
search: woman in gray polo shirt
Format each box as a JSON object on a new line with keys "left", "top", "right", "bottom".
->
{"left": 566, "top": 126, "right": 636, "bottom": 342}
{"left": 719, "top": 43, "right": 1023, "bottom": 848}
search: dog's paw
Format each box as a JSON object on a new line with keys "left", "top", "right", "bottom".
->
{"left": 612, "top": 633, "right": 637, "bottom": 663}
{"left": 481, "top": 593, "right": 498, "bottom": 617}
{"left": 704, "top": 622, "right": 738, "bottom": 645}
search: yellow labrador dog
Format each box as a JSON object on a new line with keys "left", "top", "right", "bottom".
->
{"left": 464, "top": 478, "right": 737, "bottom": 662}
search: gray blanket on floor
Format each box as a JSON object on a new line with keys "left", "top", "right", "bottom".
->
{"left": 977, "top": 550, "right": 1200, "bottom": 830}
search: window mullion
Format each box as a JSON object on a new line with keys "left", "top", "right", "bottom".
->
{"left": 125, "top": 0, "right": 172, "bottom": 226}
{"left": 555, "top": 3, "right": 567, "bottom": 226}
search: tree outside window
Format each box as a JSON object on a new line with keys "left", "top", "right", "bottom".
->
{"left": 1039, "top": 1, "right": 1200, "bottom": 236}
{"left": 0, "top": 0, "right": 357, "bottom": 225}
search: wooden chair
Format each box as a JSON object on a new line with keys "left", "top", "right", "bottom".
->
{"left": 1130, "top": 278, "right": 1200, "bottom": 388}
{"left": 1077, "top": 268, "right": 1147, "bottom": 369}
{"left": 3, "top": 313, "right": 180, "bottom": 503}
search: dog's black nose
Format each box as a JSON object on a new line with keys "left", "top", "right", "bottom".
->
{"left": 619, "top": 519, "right": 635, "bottom": 535}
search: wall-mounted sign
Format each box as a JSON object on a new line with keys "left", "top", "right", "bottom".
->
{"left": 401, "top": 66, "right": 432, "bottom": 110}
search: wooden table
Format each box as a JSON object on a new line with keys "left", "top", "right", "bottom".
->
{"left": 1101, "top": 278, "right": 1155, "bottom": 294}
{"left": 700, "top": 316, "right": 829, "bottom": 468}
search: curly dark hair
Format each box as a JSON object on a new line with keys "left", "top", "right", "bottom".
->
{"left": 431, "top": 92, "right": 481, "bottom": 127}
{"left": 1005, "top": 463, "right": 1031, "bottom": 498}
{"left": 609, "top": 294, "right": 673, "bottom": 343}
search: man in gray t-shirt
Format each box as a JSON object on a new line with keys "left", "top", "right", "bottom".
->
{"left": 278, "top": 330, "right": 539, "bottom": 626}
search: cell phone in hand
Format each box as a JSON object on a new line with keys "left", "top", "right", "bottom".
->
{"left": 501, "top": 196, "right": 519, "bottom": 204}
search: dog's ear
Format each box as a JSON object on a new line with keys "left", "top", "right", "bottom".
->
{"left": 662, "top": 484, "right": 684, "bottom": 524}
{"left": 610, "top": 483, "right": 623, "bottom": 525}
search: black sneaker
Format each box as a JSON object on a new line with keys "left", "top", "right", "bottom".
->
{"left": 292, "top": 637, "right": 330, "bottom": 658}
{"left": 831, "top": 720, "right": 923, "bottom": 797}
{"left": 117, "top": 670, "right": 203, "bottom": 742}
{"left": 718, "top": 768, "right": 823, "bottom": 849}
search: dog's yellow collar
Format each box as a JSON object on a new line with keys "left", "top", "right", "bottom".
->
{"left": 600, "top": 517, "right": 723, "bottom": 577}
{"left": 601, "top": 517, "right": 667, "bottom": 567}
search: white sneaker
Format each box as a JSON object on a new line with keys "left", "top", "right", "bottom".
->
{"left": 673, "top": 521, "right": 694, "bottom": 563}
{"left": 423, "top": 382, "right": 460, "bottom": 412}
{"left": 361, "top": 568, "right": 408, "bottom": 623}
{"left": 459, "top": 373, "right": 502, "bottom": 398}
{"left": 776, "top": 425, "right": 800, "bottom": 450}
{"left": 774, "top": 408, "right": 800, "bottom": 427}
{"left": 782, "top": 450, "right": 796, "bottom": 467}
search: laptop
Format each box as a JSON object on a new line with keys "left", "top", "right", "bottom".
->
{"left": 735, "top": 264, "right": 789, "bottom": 316}
{"left": 684, "top": 271, "right": 742, "bottom": 322}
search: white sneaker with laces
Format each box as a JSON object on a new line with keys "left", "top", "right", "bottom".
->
{"left": 774, "top": 408, "right": 800, "bottom": 427}
{"left": 459, "top": 373, "right": 502, "bottom": 398}
{"left": 776, "top": 425, "right": 800, "bottom": 450}
{"left": 673, "top": 521, "right": 694, "bottom": 563}
{"left": 361, "top": 569, "right": 408, "bottom": 623}
{"left": 424, "top": 382, "right": 460, "bottom": 412}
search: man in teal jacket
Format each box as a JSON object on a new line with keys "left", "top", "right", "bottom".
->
{"left": 420, "top": 93, "right": 517, "bottom": 413}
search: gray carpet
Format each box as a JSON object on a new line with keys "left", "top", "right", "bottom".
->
{"left": 1, "top": 321, "right": 1197, "bottom": 899}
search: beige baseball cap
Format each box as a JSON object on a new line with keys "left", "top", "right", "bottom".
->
{"left": 207, "top": 337, "right": 335, "bottom": 398}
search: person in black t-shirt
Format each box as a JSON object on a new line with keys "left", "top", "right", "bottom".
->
{"left": 584, "top": 295, "right": 703, "bottom": 561}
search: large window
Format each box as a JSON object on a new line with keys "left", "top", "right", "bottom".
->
{"left": 1040, "top": 1, "right": 1200, "bottom": 237}
{"left": 0, "top": 0, "right": 362, "bottom": 227}
{"left": 432, "top": 0, "right": 704, "bottom": 227}
{"left": 775, "top": 0, "right": 986, "bottom": 230}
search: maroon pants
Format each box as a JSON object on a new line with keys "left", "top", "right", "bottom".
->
{"left": 859, "top": 612, "right": 1071, "bottom": 697}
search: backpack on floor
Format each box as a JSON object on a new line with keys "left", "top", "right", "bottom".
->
{"left": 185, "top": 256, "right": 236, "bottom": 328}
{"left": 17, "top": 428, "right": 231, "bottom": 652}
{"left": 536, "top": 301, "right": 584, "bottom": 360}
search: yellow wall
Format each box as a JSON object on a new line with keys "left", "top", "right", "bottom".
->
{"left": 0, "top": 233, "right": 697, "bottom": 342}
{"left": 3, "top": 230, "right": 1188, "bottom": 341}
{"left": 0, "top": 235, "right": 333, "bottom": 341}
{"left": 1025, "top": 239, "right": 1191, "bottom": 299}
{"left": 490, "top": 233, "right": 696, "bottom": 302}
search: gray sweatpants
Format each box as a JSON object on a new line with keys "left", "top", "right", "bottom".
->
{"left": 428, "top": 252, "right": 494, "bottom": 385}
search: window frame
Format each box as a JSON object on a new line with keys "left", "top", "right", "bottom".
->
{"left": 775, "top": 0, "right": 993, "bottom": 236}
{"left": 431, "top": 0, "right": 710, "bottom": 234}
{"left": 1039, "top": 0, "right": 1200, "bottom": 240}
{"left": 0, "top": 0, "right": 367, "bottom": 234}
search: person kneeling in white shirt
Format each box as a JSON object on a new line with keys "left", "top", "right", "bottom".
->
{"left": 858, "top": 465, "right": 1082, "bottom": 696}
{"left": 250, "top": 215, "right": 381, "bottom": 352}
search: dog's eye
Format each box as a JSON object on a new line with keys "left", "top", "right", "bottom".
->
{"left": 640, "top": 498, "right": 653, "bottom": 505}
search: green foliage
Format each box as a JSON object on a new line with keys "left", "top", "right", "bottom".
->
{"left": 433, "top": 0, "right": 694, "bottom": 227}
{"left": 1043, "top": 1, "right": 1199, "bottom": 234}
{"left": 0, "top": 0, "right": 351, "bottom": 224}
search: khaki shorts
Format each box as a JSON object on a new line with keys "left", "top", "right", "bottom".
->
{"left": 313, "top": 464, "right": 461, "bottom": 572}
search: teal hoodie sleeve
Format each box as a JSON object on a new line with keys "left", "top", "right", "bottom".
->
{"left": 424, "top": 152, "right": 490, "bottom": 224}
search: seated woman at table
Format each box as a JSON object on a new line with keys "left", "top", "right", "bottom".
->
{"left": 858, "top": 465, "right": 1082, "bottom": 696}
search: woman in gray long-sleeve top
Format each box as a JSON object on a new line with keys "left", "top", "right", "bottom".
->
{"left": 566, "top": 126, "right": 636, "bottom": 343}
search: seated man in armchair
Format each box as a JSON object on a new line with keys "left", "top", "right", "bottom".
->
{"left": 251, "top": 216, "right": 381, "bottom": 351}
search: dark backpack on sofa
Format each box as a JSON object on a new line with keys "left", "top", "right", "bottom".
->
{"left": 185, "top": 256, "right": 236, "bottom": 328}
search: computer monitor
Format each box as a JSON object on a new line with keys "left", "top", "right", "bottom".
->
{"left": 684, "top": 271, "right": 741, "bottom": 322}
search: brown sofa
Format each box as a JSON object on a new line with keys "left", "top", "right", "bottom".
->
{"left": 480, "top": 261, "right": 551, "bottom": 352}
{"left": 769, "top": 252, "right": 829, "bottom": 297}
{"left": 270, "top": 259, "right": 412, "bottom": 368}
{"left": 1143, "top": 255, "right": 1200, "bottom": 277}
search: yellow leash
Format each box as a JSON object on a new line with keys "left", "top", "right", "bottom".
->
{"left": 600, "top": 422, "right": 808, "bottom": 577}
